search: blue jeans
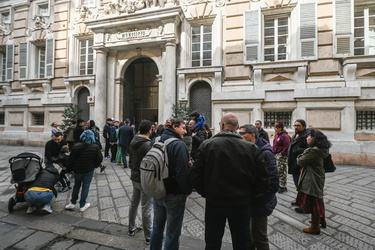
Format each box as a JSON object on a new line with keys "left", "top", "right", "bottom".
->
{"left": 205, "top": 200, "right": 250, "bottom": 250}
{"left": 120, "top": 145, "right": 128, "bottom": 167}
{"left": 150, "top": 194, "right": 186, "bottom": 250}
{"left": 25, "top": 190, "right": 54, "bottom": 206}
{"left": 71, "top": 170, "right": 94, "bottom": 208}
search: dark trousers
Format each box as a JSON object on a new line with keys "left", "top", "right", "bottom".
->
{"left": 205, "top": 201, "right": 250, "bottom": 250}
{"left": 249, "top": 216, "right": 269, "bottom": 250}
{"left": 111, "top": 144, "right": 117, "bottom": 162}
{"left": 292, "top": 172, "right": 300, "bottom": 188}
{"left": 104, "top": 139, "right": 111, "bottom": 158}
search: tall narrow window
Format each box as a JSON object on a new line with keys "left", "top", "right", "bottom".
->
{"left": 39, "top": 47, "right": 46, "bottom": 78}
{"left": 191, "top": 25, "right": 212, "bottom": 67}
{"left": 1, "top": 52, "right": 6, "bottom": 81}
{"left": 354, "top": 5, "right": 375, "bottom": 55}
{"left": 80, "top": 40, "right": 94, "bottom": 75}
{"left": 264, "top": 16, "right": 288, "bottom": 62}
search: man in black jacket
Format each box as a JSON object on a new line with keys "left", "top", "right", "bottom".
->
{"left": 65, "top": 129, "right": 103, "bottom": 212}
{"left": 188, "top": 119, "right": 207, "bottom": 161}
{"left": 128, "top": 120, "right": 153, "bottom": 243}
{"left": 103, "top": 118, "right": 113, "bottom": 160}
{"left": 73, "top": 119, "right": 85, "bottom": 144}
{"left": 24, "top": 166, "right": 60, "bottom": 214}
{"left": 190, "top": 113, "right": 269, "bottom": 250}
{"left": 44, "top": 132, "right": 67, "bottom": 168}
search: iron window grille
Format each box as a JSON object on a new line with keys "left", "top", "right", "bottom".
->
{"left": 356, "top": 111, "right": 375, "bottom": 130}
{"left": 0, "top": 113, "right": 4, "bottom": 125}
{"left": 264, "top": 111, "right": 292, "bottom": 129}
{"left": 32, "top": 113, "right": 45, "bottom": 126}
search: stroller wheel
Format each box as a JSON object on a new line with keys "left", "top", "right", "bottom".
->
{"left": 8, "top": 197, "right": 16, "bottom": 213}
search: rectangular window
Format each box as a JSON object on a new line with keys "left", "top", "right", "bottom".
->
{"left": 356, "top": 111, "right": 375, "bottom": 130}
{"left": 264, "top": 16, "right": 288, "bottom": 62}
{"left": 1, "top": 52, "right": 5, "bottom": 81}
{"left": 354, "top": 5, "right": 375, "bottom": 55}
{"left": 191, "top": 25, "right": 212, "bottom": 67}
{"left": 38, "top": 46, "right": 46, "bottom": 78}
{"left": 80, "top": 40, "right": 94, "bottom": 75}
{"left": 32, "top": 113, "right": 44, "bottom": 126}
{"left": 0, "top": 113, "right": 4, "bottom": 125}
{"left": 264, "top": 111, "right": 292, "bottom": 129}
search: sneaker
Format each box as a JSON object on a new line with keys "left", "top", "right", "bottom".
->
{"left": 59, "top": 187, "right": 69, "bottom": 193}
{"left": 295, "top": 207, "right": 303, "bottom": 213}
{"left": 145, "top": 238, "right": 150, "bottom": 244}
{"left": 79, "top": 203, "right": 90, "bottom": 212}
{"left": 128, "top": 230, "right": 135, "bottom": 236}
{"left": 42, "top": 205, "right": 53, "bottom": 214}
{"left": 278, "top": 187, "right": 287, "bottom": 193}
{"left": 65, "top": 203, "right": 76, "bottom": 210}
{"left": 100, "top": 164, "right": 107, "bottom": 173}
{"left": 26, "top": 206, "right": 36, "bottom": 214}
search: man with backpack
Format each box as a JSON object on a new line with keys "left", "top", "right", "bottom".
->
{"left": 273, "top": 122, "right": 291, "bottom": 193}
{"left": 128, "top": 120, "right": 153, "bottom": 243}
{"left": 149, "top": 118, "right": 192, "bottom": 250}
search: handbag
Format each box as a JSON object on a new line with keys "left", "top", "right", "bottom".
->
{"left": 323, "top": 154, "right": 336, "bottom": 173}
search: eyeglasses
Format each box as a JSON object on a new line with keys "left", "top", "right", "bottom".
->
{"left": 239, "top": 132, "right": 249, "bottom": 135}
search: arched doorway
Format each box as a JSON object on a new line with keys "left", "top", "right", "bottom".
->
{"left": 190, "top": 81, "right": 212, "bottom": 126}
{"left": 77, "top": 87, "right": 90, "bottom": 122}
{"left": 123, "top": 57, "right": 159, "bottom": 127}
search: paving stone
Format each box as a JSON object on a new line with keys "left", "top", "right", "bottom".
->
{"left": 0, "top": 226, "right": 36, "bottom": 249}
{"left": 76, "top": 218, "right": 110, "bottom": 231}
{"left": 101, "top": 208, "right": 119, "bottom": 223}
{"left": 109, "top": 182, "right": 122, "bottom": 190}
{"left": 0, "top": 221, "right": 18, "bottom": 235}
{"left": 334, "top": 232, "right": 374, "bottom": 250}
{"left": 111, "top": 188, "right": 126, "bottom": 199}
{"left": 67, "top": 241, "right": 100, "bottom": 250}
{"left": 13, "top": 230, "right": 59, "bottom": 249}
{"left": 98, "top": 186, "right": 111, "bottom": 197}
{"left": 100, "top": 197, "right": 114, "bottom": 209}
{"left": 114, "top": 197, "right": 130, "bottom": 207}
{"left": 48, "top": 238, "right": 76, "bottom": 250}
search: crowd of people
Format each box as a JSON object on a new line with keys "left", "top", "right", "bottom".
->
{"left": 22, "top": 111, "right": 332, "bottom": 248}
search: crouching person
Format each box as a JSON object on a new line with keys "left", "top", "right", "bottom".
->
{"left": 25, "top": 166, "right": 60, "bottom": 214}
{"left": 65, "top": 130, "right": 103, "bottom": 212}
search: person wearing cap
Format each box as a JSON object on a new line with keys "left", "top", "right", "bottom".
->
{"left": 103, "top": 118, "right": 113, "bottom": 160}
{"left": 65, "top": 130, "right": 103, "bottom": 212}
{"left": 118, "top": 118, "right": 134, "bottom": 168}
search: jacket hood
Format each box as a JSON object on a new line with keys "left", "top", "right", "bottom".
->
{"left": 161, "top": 128, "right": 181, "bottom": 141}
{"left": 213, "top": 129, "right": 243, "bottom": 139}
{"left": 256, "top": 138, "right": 273, "bottom": 153}
{"left": 315, "top": 147, "right": 330, "bottom": 158}
{"left": 277, "top": 129, "right": 288, "bottom": 135}
{"left": 130, "top": 134, "right": 150, "bottom": 150}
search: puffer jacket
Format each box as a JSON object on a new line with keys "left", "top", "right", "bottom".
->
{"left": 251, "top": 138, "right": 279, "bottom": 217}
{"left": 160, "top": 128, "right": 192, "bottom": 196}
{"left": 297, "top": 146, "right": 329, "bottom": 199}
{"left": 288, "top": 128, "right": 311, "bottom": 174}
{"left": 190, "top": 130, "right": 269, "bottom": 206}
{"left": 29, "top": 166, "right": 60, "bottom": 197}
{"left": 129, "top": 134, "right": 151, "bottom": 183}
{"left": 69, "top": 142, "right": 103, "bottom": 174}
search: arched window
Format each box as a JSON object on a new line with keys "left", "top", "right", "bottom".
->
{"left": 77, "top": 87, "right": 90, "bottom": 121}
{"left": 190, "top": 81, "right": 212, "bottom": 126}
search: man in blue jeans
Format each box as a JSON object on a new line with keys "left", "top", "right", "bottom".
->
{"left": 118, "top": 118, "right": 134, "bottom": 168}
{"left": 25, "top": 166, "right": 60, "bottom": 214}
{"left": 150, "top": 118, "right": 192, "bottom": 250}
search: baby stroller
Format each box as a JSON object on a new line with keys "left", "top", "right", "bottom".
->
{"left": 8, "top": 152, "right": 43, "bottom": 212}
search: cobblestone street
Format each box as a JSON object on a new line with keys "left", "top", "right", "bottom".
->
{"left": 0, "top": 144, "right": 374, "bottom": 249}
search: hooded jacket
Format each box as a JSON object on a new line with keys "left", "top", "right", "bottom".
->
{"left": 29, "top": 166, "right": 60, "bottom": 197}
{"left": 160, "top": 128, "right": 192, "bottom": 196}
{"left": 272, "top": 129, "right": 290, "bottom": 156}
{"left": 190, "top": 130, "right": 269, "bottom": 206}
{"left": 251, "top": 138, "right": 279, "bottom": 217}
{"left": 129, "top": 134, "right": 152, "bottom": 183}
{"left": 69, "top": 142, "right": 103, "bottom": 173}
{"left": 297, "top": 146, "right": 329, "bottom": 199}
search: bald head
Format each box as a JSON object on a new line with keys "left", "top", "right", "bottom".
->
{"left": 220, "top": 113, "right": 239, "bottom": 130}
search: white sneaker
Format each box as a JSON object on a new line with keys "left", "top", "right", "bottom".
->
{"left": 42, "top": 205, "right": 53, "bottom": 214}
{"left": 79, "top": 203, "right": 90, "bottom": 212}
{"left": 65, "top": 203, "right": 76, "bottom": 210}
{"left": 26, "top": 206, "right": 36, "bottom": 214}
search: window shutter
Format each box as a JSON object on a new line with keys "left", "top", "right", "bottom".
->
{"left": 5, "top": 44, "right": 14, "bottom": 81}
{"left": 300, "top": 2, "right": 317, "bottom": 59}
{"left": 334, "top": 0, "right": 353, "bottom": 56}
{"left": 45, "top": 38, "right": 55, "bottom": 78}
{"left": 19, "top": 42, "right": 28, "bottom": 80}
{"left": 244, "top": 10, "right": 260, "bottom": 63}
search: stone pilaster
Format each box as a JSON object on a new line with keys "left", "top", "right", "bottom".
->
{"left": 161, "top": 42, "right": 177, "bottom": 122}
{"left": 94, "top": 47, "right": 108, "bottom": 128}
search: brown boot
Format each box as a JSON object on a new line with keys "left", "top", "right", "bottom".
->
{"left": 303, "top": 215, "right": 321, "bottom": 235}
{"left": 309, "top": 216, "right": 326, "bottom": 228}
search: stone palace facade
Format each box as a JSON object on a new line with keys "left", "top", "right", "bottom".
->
{"left": 0, "top": 0, "right": 374, "bottom": 166}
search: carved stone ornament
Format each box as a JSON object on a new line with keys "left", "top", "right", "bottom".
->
{"left": 76, "top": 5, "right": 90, "bottom": 22}
{"left": 0, "top": 22, "right": 11, "bottom": 36}
{"left": 26, "top": 15, "right": 53, "bottom": 37}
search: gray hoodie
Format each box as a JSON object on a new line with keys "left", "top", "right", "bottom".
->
{"left": 129, "top": 134, "right": 151, "bottom": 183}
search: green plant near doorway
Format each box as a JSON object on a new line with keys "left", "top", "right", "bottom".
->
{"left": 61, "top": 104, "right": 83, "bottom": 129}
{"left": 172, "top": 103, "right": 192, "bottom": 122}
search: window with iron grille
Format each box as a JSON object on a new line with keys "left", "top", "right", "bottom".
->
{"left": 264, "top": 111, "right": 292, "bottom": 129}
{"left": 356, "top": 111, "right": 375, "bottom": 130}
{"left": 32, "top": 113, "right": 44, "bottom": 126}
{"left": 0, "top": 113, "right": 4, "bottom": 125}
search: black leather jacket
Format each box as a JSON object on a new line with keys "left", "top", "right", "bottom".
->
{"left": 29, "top": 167, "right": 60, "bottom": 197}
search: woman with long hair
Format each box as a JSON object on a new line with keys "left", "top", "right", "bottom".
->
{"left": 296, "top": 129, "right": 331, "bottom": 235}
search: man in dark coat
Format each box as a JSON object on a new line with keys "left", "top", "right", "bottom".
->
{"left": 118, "top": 118, "right": 134, "bottom": 168}
{"left": 65, "top": 130, "right": 103, "bottom": 212}
{"left": 44, "top": 132, "right": 67, "bottom": 168}
{"left": 239, "top": 124, "right": 279, "bottom": 250}
{"left": 188, "top": 119, "right": 207, "bottom": 161}
{"left": 73, "top": 119, "right": 85, "bottom": 144}
{"left": 255, "top": 120, "right": 270, "bottom": 142}
{"left": 190, "top": 113, "right": 269, "bottom": 250}
{"left": 109, "top": 120, "right": 119, "bottom": 163}
{"left": 103, "top": 118, "right": 113, "bottom": 159}
{"left": 288, "top": 119, "right": 311, "bottom": 188}
{"left": 24, "top": 166, "right": 60, "bottom": 214}
{"left": 128, "top": 120, "right": 153, "bottom": 242}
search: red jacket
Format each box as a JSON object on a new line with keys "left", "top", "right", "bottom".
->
{"left": 272, "top": 129, "right": 290, "bottom": 156}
